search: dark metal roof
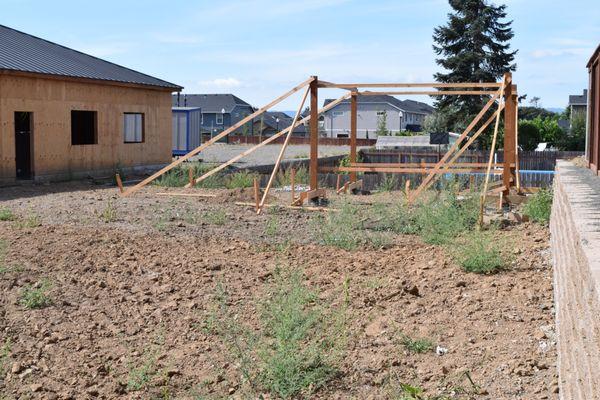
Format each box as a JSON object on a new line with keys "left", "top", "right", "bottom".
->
{"left": 256, "top": 111, "right": 306, "bottom": 133}
{"left": 0, "top": 24, "right": 182, "bottom": 90}
{"left": 173, "top": 94, "right": 252, "bottom": 113}
{"left": 323, "top": 94, "right": 434, "bottom": 114}
{"left": 569, "top": 90, "right": 588, "bottom": 106}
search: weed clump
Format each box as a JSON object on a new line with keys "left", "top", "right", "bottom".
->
{"left": 0, "top": 208, "right": 15, "bottom": 221}
{"left": 225, "top": 171, "right": 259, "bottom": 189}
{"left": 523, "top": 188, "right": 552, "bottom": 224}
{"left": 20, "top": 280, "right": 52, "bottom": 309}
{"left": 100, "top": 200, "right": 118, "bottom": 222}
{"left": 454, "top": 231, "right": 506, "bottom": 274}
{"left": 275, "top": 167, "right": 309, "bottom": 187}
{"left": 400, "top": 335, "right": 434, "bottom": 354}
{"left": 209, "top": 267, "right": 346, "bottom": 399}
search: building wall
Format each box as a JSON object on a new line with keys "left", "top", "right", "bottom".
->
{"left": 200, "top": 105, "right": 254, "bottom": 134}
{"left": 551, "top": 160, "right": 600, "bottom": 399}
{"left": 321, "top": 102, "right": 427, "bottom": 139}
{"left": 0, "top": 74, "right": 172, "bottom": 182}
{"left": 588, "top": 50, "right": 600, "bottom": 172}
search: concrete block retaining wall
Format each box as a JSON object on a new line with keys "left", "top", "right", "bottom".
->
{"left": 551, "top": 161, "right": 600, "bottom": 399}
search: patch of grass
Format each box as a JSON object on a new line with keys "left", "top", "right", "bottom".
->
{"left": 14, "top": 212, "right": 42, "bottom": 229}
{"left": 264, "top": 215, "right": 279, "bottom": 237}
{"left": 413, "top": 192, "right": 478, "bottom": 245}
{"left": 400, "top": 335, "right": 434, "bottom": 354}
{"left": 211, "top": 268, "right": 346, "bottom": 399}
{"left": 377, "top": 174, "right": 398, "bottom": 192}
{"left": 367, "top": 202, "right": 420, "bottom": 235}
{"left": 275, "top": 167, "right": 309, "bottom": 187}
{"left": 225, "top": 170, "right": 258, "bottom": 189}
{"left": 0, "top": 208, "right": 15, "bottom": 221}
{"left": 126, "top": 349, "right": 161, "bottom": 392}
{"left": 20, "top": 279, "right": 52, "bottom": 309}
{"left": 100, "top": 200, "right": 118, "bottom": 222}
{"left": 154, "top": 163, "right": 225, "bottom": 188}
{"left": 453, "top": 231, "right": 506, "bottom": 274}
{"left": 523, "top": 188, "right": 552, "bottom": 224}
{"left": 203, "top": 210, "right": 227, "bottom": 226}
{"left": 0, "top": 338, "right": 11, "bottom": 376}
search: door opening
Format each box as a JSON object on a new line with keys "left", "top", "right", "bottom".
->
{"left": 15, "top": 112, "right": 33, "bottom": 180}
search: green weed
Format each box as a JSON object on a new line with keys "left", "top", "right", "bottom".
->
{"left": 204, "top": 210, "right": 227, "bottom": 226}
{"left": 523, "top": 188, "right": 552, "bottom": 224}
{"left": 0, "top": 338, "right": 11, "bottom": 375}
{"left": 454, "top": 231, "right": 506, "bottom": 274}
{"left": 14, "top": 212, "right": 42, "bottom": 229}
{"left": 225, "top": 171, "right": 258, "bottom": 189}
{"left": 100, "top": 200, "right": 118, "bottom": 222}
{"left": 400, "top": 335, "right": 434, "bottom": 354}
{"left": 275, "top": 166, "right": 309, "bottom": 187}
{"left": 0, "top": 208, "right": 15, "bottom": 221}
{"left": 264, "top": 216, "right": 279, "bottom": 237}
{"left": 127, "top": 349, "right": 160, "bottom": 391}
{"left": 20, "top": 280, "right": 52, "bottom": 309}
{"left": 377, "top": 174, "right": 398, "bottom": 192}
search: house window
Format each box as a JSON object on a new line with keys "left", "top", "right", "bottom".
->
{"left": 376, "top": 111, "right": 386, "bottom": 116}
{"left": 124, "top": 113, "right": 144, "bottom": 143}
{"left": 216, "top": 114, "right": 224, "bottom": 125}
{"left": 333, "top": 111, "right": 344, "bottom": 116}
{"left": 71, "top": 110, "right": 97, "bottom": 145}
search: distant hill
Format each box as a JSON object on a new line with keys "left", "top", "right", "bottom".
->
{"left": 545, "top": 107, "right": 564, "bottom": 114}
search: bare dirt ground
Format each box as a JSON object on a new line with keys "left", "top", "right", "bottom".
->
{"left": 0, "top": 182, "right": 557, "bottom": 399}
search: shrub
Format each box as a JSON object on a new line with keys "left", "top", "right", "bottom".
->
{"left": 225, "top": 171, "right": 258, "bottom": 189}
{"left": 0, "top": 208, "right": 15, "bottom": 221}
{"left": 368, "top": 202, "right": 420, "bottom": 235}
{"left": 414, "top": 192, "right": 478, "bottom": 245}
{"left": 454, "top": 231, "right": 506, "bottom": 274}
{"left": 275, "top": 166, "right": 309, "bottom": 187}
{"left": 20, "top": 280, "right": 52, "bottom": 309}
{"left": 400, "top": 335, "right": 434, "bottom": 354}
{"left": 523, "top": 189, "right": 552, "bottom": 224}
{"left": 211, "top": 268, "right": 346, "bottom": 399}
{"left": 100, "top": 200, "right": 118, "bottom": 222}
{"left": 377, "top": 174, "right": 398, "bottom": 192}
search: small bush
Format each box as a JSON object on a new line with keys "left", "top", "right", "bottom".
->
{"left": 100, "top": 200, "right": 118, "bottom": 222}
{"left": 0, "top": 208, "right": 15, "bottom": 221}
{"left": 127, "top": 349, "right": 160, "bottom": 392}
{"left": 204, "top": 210, "right": 227, "bottom": 226}
{"left": 454, "top": 231, "right": 506, "bottom": 274}
{"left": 20, "top": 280, "right": 52, "bottom": 309}
{"left": 401, "top": 335, "right": 434, "bottom": 354}
{"left": 523, "top": 188, "right": 552, "bottom": 224}
{"left": 14, "top": 213, "right": 42, "bottom": 229}
{"left": 275, "top": 167, "right": 309, "bottom": 187}
{"left": 368, "top": 202, "right": 420, "bottom": 235}
{"left": 314, "top": 202, "right": 362, "bottom": 250}
{"left": 377, "top": 174, "right": 398, "bottom": 192}
{"left": 225, "top": 171, "right": 258, "bottom": 189}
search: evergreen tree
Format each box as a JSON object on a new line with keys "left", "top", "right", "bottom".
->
{"left": 433, "top": 0, "right": 517, "bottom": 133}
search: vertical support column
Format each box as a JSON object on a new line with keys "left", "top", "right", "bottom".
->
{"left": 309, "top": 76, "right": 319, "bottom": 190}
{"left": 503, "top": 72, "right": 517, "bottom": 194}
{"left": 350, "top": 92, "right": 358, "bottom": 182}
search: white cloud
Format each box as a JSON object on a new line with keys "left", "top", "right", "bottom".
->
{"left": 198, "top": 77, "right": 242, "bottom": 88}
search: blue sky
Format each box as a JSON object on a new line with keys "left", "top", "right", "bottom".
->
{"left": 2, "top": 0, "right": 599, "bottom": 110}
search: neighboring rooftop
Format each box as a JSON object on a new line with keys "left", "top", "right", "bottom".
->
{"left": 375, "top": 133, "right": 459, "bottom": 149}
{"left": 0, "top": 24, "right": 181, "bottom": 90}
{"left": 257, "top": 111, "right": 307, "bottom": 134}
{"left": 323, "top": 94, "right": 434, "bottom": 114}
{"left": 173, "top": 94, "right": 253, "bottom": 113}
{"left": 569, "top": 90, "right": 588, "bottom": 106}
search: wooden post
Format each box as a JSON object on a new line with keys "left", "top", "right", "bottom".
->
{"left": 469, "top": 175, "right": 475, "bottom": 191}
{"left": 309, "top": 76, "right": 319, "bottom": 190}
{"left": 188, "top": 166, "right": 194, "bottom": 187}
{"left": 404, "top": 179, "right": 410, "bottom": 196}
{"left": 336, "top": 174, "right": 341, "bottom": 192}
{"left": 290, "top": 168, "right": 296, "bottom": 203}
{"left": 115, "top": 173, "right": 124, "bottom": 193}
{"left": 503, "top": 73, "right": 517, "bottom": 194}
{"left": 350, "top": 92, "right": 358, "bottom": 182}
{"left": 253, "top": 178, "right": 260, "bottom": 212}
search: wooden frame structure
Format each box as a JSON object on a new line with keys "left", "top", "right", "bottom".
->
{"left": 119, "top": 74, "right": 519, "bottom": 212}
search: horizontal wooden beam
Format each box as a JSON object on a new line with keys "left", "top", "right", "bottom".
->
{"left": 321, "top": 166, "right": 503, "bottom": 174}
{"left": 350, "top": 162, "right": 505, "bottom": 168}
{"left": 358, "top": 90, "right": 498, "bottom": 96}
{"left": 318, "top": 82, "right": 502, "bottom": 89}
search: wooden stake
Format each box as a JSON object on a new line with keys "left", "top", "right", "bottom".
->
{"left": 404, "top": 179, "right": 410, "bottom": 196}
{"left": 115, "top": 173, "right": 124, "bottom": 193}
{"left": 188, "top": 166, "right": 194, "bottom": 187}
{"left": 121, "top": 77, "right": 314, "bottom": 197}
{"left": 469, "top": 175, "right": 475, "bottom": 191}
{"left": 309, "top": 77, "right": 319, "bottom": 190}
{"left": 258, "top": 86, "right": 311, "bottom": 214}
{"left": 253, "top": 177, "right": 260, "bottom": 212}
{"left": 336, "top": 174, "right": 341, "bottom": 192}
{"left": 479, "top": 76, "right": 506, "bottom": 228}
{"left": 350, "top": 92, "right": 358, "bottom": 182}
{"left": 290, "top": 168, "right": 296, "bottom": 203}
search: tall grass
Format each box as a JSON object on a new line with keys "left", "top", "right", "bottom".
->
{"left": 523, "top": 188, "right": 552, "bottom": 224}
{"left": 453, "top": 230, "right": 506, "bottom": 274}
{"left": 275, "top": 166, "right": 309, "bottom": 187}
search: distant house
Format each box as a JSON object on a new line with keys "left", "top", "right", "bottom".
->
{"left": 569, "top": 89, "right": 588, "bottom": 122}
{"left": 252, "top": 111, "right": 307, "bottom": 137}
{"left": 321, "top": 95, "right": 434, "bottom": 139}
{"left": 0, "top": 24, "right": 181, "bottom": 184}
{"left": 172, "top": 94, "right": 254, "bottom": 136}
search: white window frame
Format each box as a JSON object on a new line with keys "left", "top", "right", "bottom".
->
{"left": 123, "top": 112, "right": 144, "bottom": 143}
{"left": 332, "top": 111, "right": 344, "bottom": 117}
{"left": 216, "top": 113, "right": 224, "bottom": 125}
